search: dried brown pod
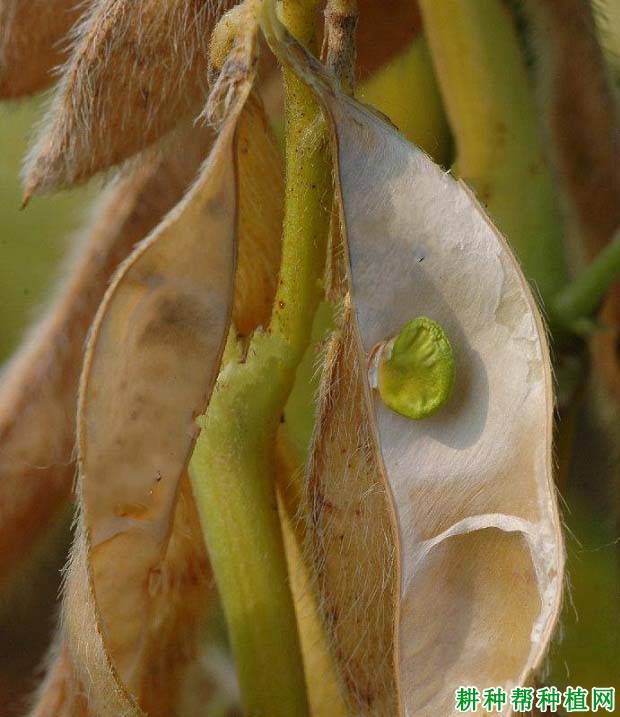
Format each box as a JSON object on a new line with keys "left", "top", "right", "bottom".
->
{"left": 3, "top": 60, "right": 278, "bottom": 717}
{"left": 265, "top": 10, "right": 564, "bottom": 715}
{"left": 308, "top": 312, "right": 399, "bottom": 716}
{"left": 0, "top": 125, "right": 216, "bottom": 717}
{"left": 22, "top": 0, "right": 235, "bottom": 198}
{"left": 0, "top": 0, "right": 82, "bottom": 98}
{"left": 57, "top": 49, "right": 257, "bottom": 712}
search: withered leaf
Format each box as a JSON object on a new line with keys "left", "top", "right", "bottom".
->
{"left": 265, "top": 11, "right": 564, "bottom": 716}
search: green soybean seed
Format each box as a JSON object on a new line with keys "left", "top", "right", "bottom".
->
{"left": 377, "top": 317, "right": 455, "bottom": 419}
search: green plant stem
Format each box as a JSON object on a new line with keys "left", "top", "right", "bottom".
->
{"left": 189, "top": 1, "right": 332, "bottom": 715}
{"left": 271, "top": 1, "right": 331, "bottom": 351}
{"left": 191, "top": 336, "right": 308, "bottom": 717}
{"left": 551, "top": 231, "right": 620, "bottom": 333}
{"left": 418, "top": 0, "right": 568, "bottom": 304}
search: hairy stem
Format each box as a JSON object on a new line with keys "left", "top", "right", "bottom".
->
{"left": 418, "top": 0, "right": 568, "bottom": 303}
{"left": 271, "top": 0, "right": 332, "bottom": 351}
{"left": 190, "top": 1, "right": 332, "bottom": 715}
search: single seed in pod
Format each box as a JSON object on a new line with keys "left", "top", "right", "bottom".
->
{"left": 372, "top": 317, "right": 455, "bottom": 419}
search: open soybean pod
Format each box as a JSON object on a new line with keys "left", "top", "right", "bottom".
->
{"left": 264, "top": 8, "right": 564, "bottom": 716}
{"left": 57, "top": 35, "right": 260, "bottom": 716}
